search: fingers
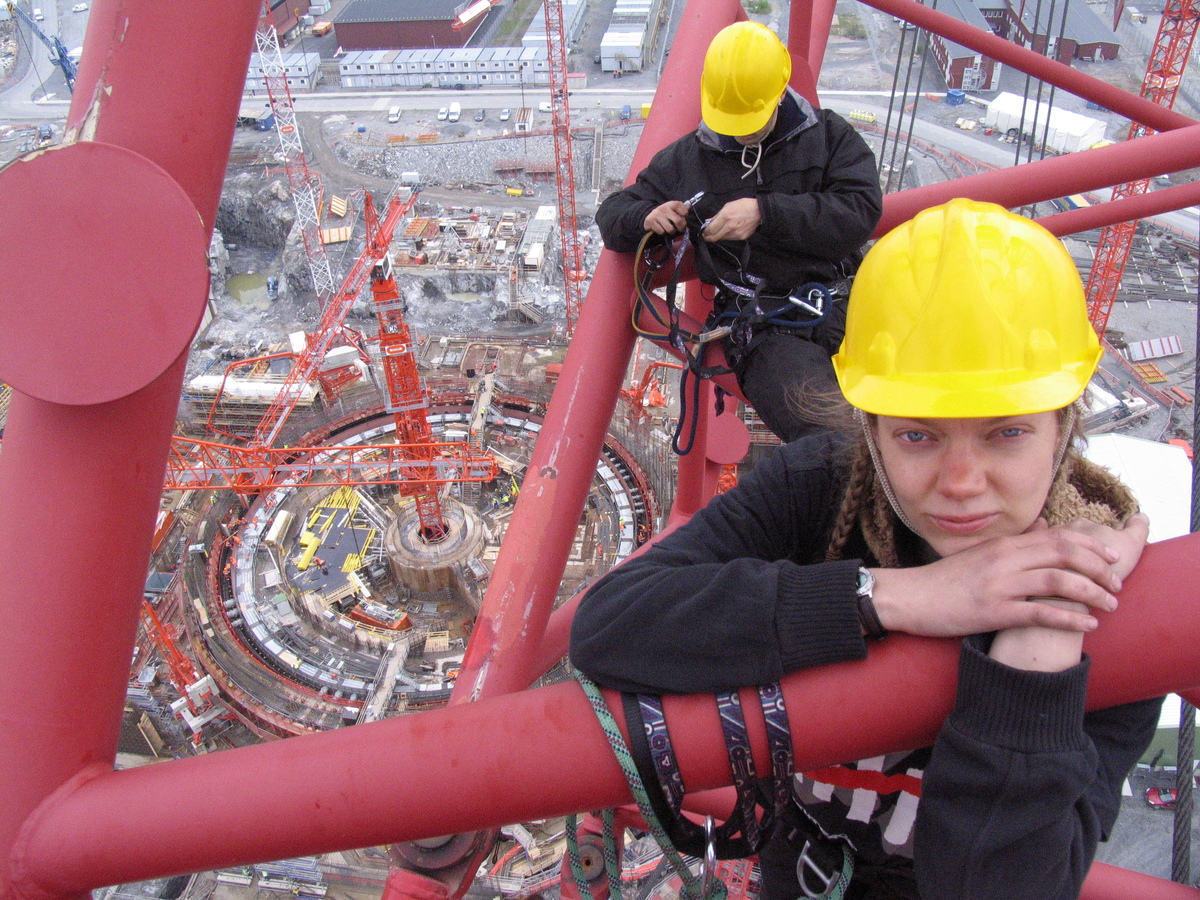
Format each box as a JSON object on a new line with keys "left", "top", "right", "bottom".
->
{"left": 644, "top": 201, "right": 689, "bottom": 236}
{"left": 701, "top": 198, "right": 761, "bottom": 242}
{"left": 1022, "top": 597, "right": 1100, "bottom": 633}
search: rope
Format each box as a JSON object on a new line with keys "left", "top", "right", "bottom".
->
{"left": 576, "top": 674, "right": 726, "bottom": 900}
{"left": 1171, "top": 699, "right": 1195, "bottom": 885}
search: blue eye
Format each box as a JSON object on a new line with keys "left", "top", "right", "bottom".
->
{"left": 900, "top": 430, "right": 929, "bottom": 444}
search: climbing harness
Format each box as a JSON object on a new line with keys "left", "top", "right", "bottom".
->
{"left": 570, "top": 674, "right": 725, "bottom": 900}
{"left": 570, "top": 675, "right": 853, "bottom": 900}
{"left": 630, "top": 224, "right": 838, "bottom": 456}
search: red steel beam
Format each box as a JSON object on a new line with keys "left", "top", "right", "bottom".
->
{"left": 451, "top": 0, "right": 746, "bottom": 704}
{"left": 874, "top": 122, "right": 1200, "bottom": 236}
{"left": 859, "top": 0, "right": 1197, "bottom": 133}
{"left": 9, "top": 532, "right": 1200, "bottom": 895}
{"left": 0, "top": 2, "right": 261, "bottom": 895}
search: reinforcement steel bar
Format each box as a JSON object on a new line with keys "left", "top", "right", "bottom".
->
{"left": 10, "top": 531, "right": 1200, "bottom": 894}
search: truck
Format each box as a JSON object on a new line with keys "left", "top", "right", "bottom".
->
{"left": 447, "top": 102, "right": 461, "bottom": 122}
{"left": 983, "top": 92, "right": 1106, "bottom": 155}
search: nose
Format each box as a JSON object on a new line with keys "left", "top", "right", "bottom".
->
{"left": 936, "top": 440, "right": 987, "bottom": 499}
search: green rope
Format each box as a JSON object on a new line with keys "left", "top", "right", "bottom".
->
{"left": 564, "top": 810, "right": 624, "bottom": 900}
{"left": 576, "top": 673, "right": 726, "bottom": 900}
{"left": 601, "top": 809, "right": 624, "bottom": 897}
{"left": 822, "top": 846, "right": 855, "bottom": 900}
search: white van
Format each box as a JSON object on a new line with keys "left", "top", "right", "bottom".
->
{"left": 388, "top": 106, "right": 401, "bottom": 123}
{"left": 32, "top": 7, "right": 44, "bottom": 19}
{"left": 447, "top": 102, "right": 461, "bottom": 122}
{"left": 538, "top": 101, "right": 552, "bottom": 113}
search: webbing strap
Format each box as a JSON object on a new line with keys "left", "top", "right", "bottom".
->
{"left": 576, "top": 674, "right": 724, "bottom": 900}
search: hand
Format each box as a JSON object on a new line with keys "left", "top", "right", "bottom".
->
{"left": 643, "top": 200, "right": 691, "bottom": 237}
{"left": 870, "top": 516, "right": 1143, "bottom": 638}
{"left": 1055, "top": 512, "right": 1149, "bottom": 582}
{"left": 983, "top": 513, "right": 1150, "bottom": 672}
{"left": 699, "top": 197, "right": 762, "bottom": 242}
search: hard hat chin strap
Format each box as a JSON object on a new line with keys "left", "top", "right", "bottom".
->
{"left": 856, "top": 409, "right": 922, "bottom": 538}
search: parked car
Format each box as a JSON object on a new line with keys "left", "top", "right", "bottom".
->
{"left": 538, "top": 101, "right": 552, "bottom": 113}
{"left": 499, "top": 108, "right": 511, "bottom": 121}
{"left": 32, "top": 7, "right": 44, "bottom": 20}
{"left": 437, "top": 107, "right": 448, "bottom": 121}
{"left": 474, "top": 109, "right": 485, "bottom": 122}
{"left": 71, "top": 3, "right": 88, "bottom": 11}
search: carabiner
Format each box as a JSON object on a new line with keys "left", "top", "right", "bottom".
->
{"left": 701, "top": 815, "right": 718, "bottom": 898}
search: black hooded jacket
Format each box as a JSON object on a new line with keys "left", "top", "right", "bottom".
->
{"left": 595, "top": 90, "right": 883, "bottom": 296}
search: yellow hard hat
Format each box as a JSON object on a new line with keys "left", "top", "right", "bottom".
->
{"left": 832, "top": 198, "right": 1102, "bottom": 418}
{"left": 700, "top": 22, "right": 792, "bottom": 137}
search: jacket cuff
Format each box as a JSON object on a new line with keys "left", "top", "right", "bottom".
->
{"left": 951, "top": 637, "right": 1090, "bottom": 753}
{"left": 775, "top": 559, "right": 866, "bottom": 672}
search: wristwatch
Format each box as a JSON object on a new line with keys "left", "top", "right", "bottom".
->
{"left": 856, "top": 566, "right": 888, "bottom": 640}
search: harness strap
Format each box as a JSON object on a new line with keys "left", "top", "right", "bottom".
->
{"left": 575, "top": 674, "right": 724, "bottom": 900}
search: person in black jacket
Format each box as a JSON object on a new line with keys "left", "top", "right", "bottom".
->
{"left": 595, "top": 22, "right": 883, "bottom": 442}
{"left": 571, "top": 200, "right": 1161, "bottom": 900}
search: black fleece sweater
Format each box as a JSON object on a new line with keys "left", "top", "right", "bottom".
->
{"left": 570, "top": 433, "right": 1162, "bottom": 900}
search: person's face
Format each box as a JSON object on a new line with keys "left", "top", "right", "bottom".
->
{"left": 872, "top": 412, "right": 1062, "bottom": 558}
{"left": 733, "top": 107, "right": 779, "bottom": 145}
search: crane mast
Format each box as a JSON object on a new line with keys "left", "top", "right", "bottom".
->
{"left": 1084, "top": 0, "right": 1199, "bottom": 335}
{"left": 543, "top": 0, "right": 585, "bottom": 334}
{"left": 255, "top": 4, "right": 336, "bottom": 304}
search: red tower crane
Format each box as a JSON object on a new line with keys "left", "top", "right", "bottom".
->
{"left": 367, "top": 240, "right": 454, "bottom": 541}
{"left": 543, "top": 0, "right": 586, "bottom": 333}
{"left": 1084, "top": 0, "right": 1200, "bottom": 335}
{"left": 248, "top": 188, "right": 419, "bottom": 447}
{"left": 139, "top": 599, "right": 207, "bottom": 714}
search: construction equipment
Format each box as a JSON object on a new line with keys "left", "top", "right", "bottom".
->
{"left": 543, "top": 0, "right": 586, "bottom": 334}
{"left": 452, "top": 0, "right": 500, "bottom": 31}
{"left": 5, "top": 1, "right": 77, "bottom": 91}
{"left": 247, "top": 188, "right": 419, "bottom": 448}
{"left": 255, "top": 2, "right": 336, "bottom": 306}
{"left": 1084, "top": 0, "right": 1200, "bottom": 335}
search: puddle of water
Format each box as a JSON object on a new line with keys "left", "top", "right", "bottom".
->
{"left": 226, "top": 272, "right": 273, "bottom": 310}
{"left": 444, "top": 292, "right": 488, "bottom": 304}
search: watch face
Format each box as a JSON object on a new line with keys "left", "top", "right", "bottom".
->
{"left": 856, "top": 567, "right": 875, "bottom": 596}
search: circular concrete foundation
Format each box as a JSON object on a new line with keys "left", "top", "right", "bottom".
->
{"left": 384, "top": 497, "right": 486, "bottom": 595}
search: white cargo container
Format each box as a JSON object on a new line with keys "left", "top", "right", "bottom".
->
{"left": 983, "top": 92, "right": 1106, "bottom": 154}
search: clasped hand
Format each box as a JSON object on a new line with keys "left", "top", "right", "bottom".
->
{"left": 873, "top": 513, "right": 1150, "bottom": 639}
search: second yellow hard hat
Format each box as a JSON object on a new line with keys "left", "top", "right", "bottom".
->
{"left": 700, "top": 22, "right": 792, "bottom": 137}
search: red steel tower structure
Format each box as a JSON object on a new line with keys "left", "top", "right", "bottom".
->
{"left": 3, "top": 2, "right": 1200, "bottom": 899}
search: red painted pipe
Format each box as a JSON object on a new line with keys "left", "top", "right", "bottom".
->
{"left": 858, "top": 0, "right": 1197, "bottom": 134}
{"left": 453, "top": 0, "right": 745, "bottom": 703}
{"left": 1083, "top": 862, "right": 1200, "bottom": 899}
{"left": 875, "top": 123, "right": 1200, "bottom": 236}
{"left": 0, "top": 0, "right": 260, "bottom": 895}
{"left": 11, "top": 533, "right": 1200, "bottom": 896}
{"left": 1039, "top": 179, "right": 1200, "bottom": 237}
{"left": 796, "top": 0, "right": 838, "bottom": 79}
